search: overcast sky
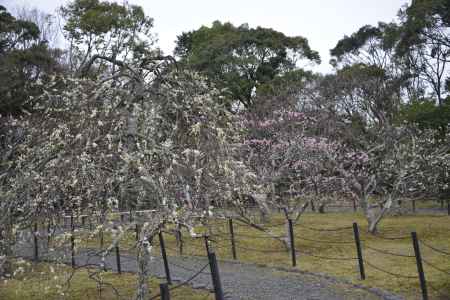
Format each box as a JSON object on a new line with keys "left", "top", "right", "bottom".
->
{"left": 2, "top": 0, "right": 409, "bottom": 73}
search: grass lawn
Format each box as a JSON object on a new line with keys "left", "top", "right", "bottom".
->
{"left": 0, "top": 262, "right": 213, "bottom": 300}
{"left": 75, "top": 212, "right": 450, "bottom": 299}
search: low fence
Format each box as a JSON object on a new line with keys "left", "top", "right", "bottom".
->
{"left": 28, "top": 211, "right": 450, "bottom": 300}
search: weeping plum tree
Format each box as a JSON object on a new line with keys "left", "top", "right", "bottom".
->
{"left": 0, "top": 67, "right": 255, "bottom": 297}
{"left": 0, "top": 1, "right": 257, "bottom": 298}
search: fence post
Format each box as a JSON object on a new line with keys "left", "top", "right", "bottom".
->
{"left": 135, "top": 224, "right": 140, "bottom": 241}
{"left": 411, "top": 232, "right": 428, "bottom": 300}
{"left": 208, "top": 252, "right": 224, "bottom": 300}
{"left": 71, "top": 215, "right": 75, "bottom": 268}
{"left": 120, "top": 213, "right": 124, "bottom": 223}
{"left": 412, "top": 200, "right": 416, "bottom": 213}
{"left": 159, "top": 231, "right": 172, "bottom": 285}
{"left": 129, "top": 209, "right": 133, "bottom": 223}
{"left": 99, "top": 228, "right": 104, "bottom": 249}
{"left": 47, "top": 219, "right": 51, "bottom": 246}
{"left": 352, "top": 222, "right": 365, "bottom": 280}
{"left": 159, "top": 283, "right": 170, "bottom": 300}
{"left": 89, "top": 216, "right": 93, "bottom": 231}
{"left": 70, "top": 233, "right": 75, "bottom": 268}
{"left": 228, "top": 219, "right": 237, "bottom": 260}
{"left": 177, "top": 230, "right": 183, "bottom": 256}
{"left": 204, "top": 235, "right": 211, "bottom": 256}
{"left": 288, "top": 219, "right": 296, "bottom": 267}
{"left": 115, "top": 243, "right": 121, "bottom": 274}
{"left": 447, "top": 200, "right": 450, "bottom": 216}
{"left": 33, "top": 222, "right": 38, "bottom": 261}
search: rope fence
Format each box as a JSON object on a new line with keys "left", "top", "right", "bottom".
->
{"left": 365, "top": 260, "right": 418, "bottom": 279}
{"left": 149, "top": 262, "right": 210, "bottom": 300}
{"left": 420, "top": 240, "right": 450, "bottom": 256}
{"left": 24, "top": 212, "right": 450, "bottom": 300}
{"left": 364, "top": 245, "right": 415, "bottom": 258}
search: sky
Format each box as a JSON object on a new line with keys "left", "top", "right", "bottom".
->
{"left": 1, "top": 0, "right": 410, "bottom": 73}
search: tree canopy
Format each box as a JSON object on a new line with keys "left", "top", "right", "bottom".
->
{"left": 0, "top": 5, "right": 57, "bottom": 115}
{"left": 175, "top": 21, "right": 320, "bottom": 109}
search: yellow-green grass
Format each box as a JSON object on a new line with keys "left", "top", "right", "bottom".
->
{"left": 0, "top": 261, "right": 212, "bottom": 300}
{"left": 73, "top": 212, "right": 450, "bottom": 299}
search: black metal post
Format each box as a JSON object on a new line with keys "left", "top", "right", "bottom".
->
{"left": 228, "top": 219, "right": 237, "bottom": 260}
{"left": 135, "top": 224, "right": 140, "bottom": 241}
{"left": 447, "top": 200, "right": 450, "bottom": 216}
{"left": 159, "top": 283, "right": 170, "bottom": 300}
{"left": 89, "top": 216, "right": 93, "bottom": 231}
{"left": 159, "top": 231, "right": 172, "bottom": 285}
{"left": 47, "top": 219, "right": 51, "bottom": 246}
{"left": 129, "top": 209, "right": 133, "bottom": 223}
{"left": 412, "top": 200, "right": 416, "bottom": 213}
{"left": 177, "top": 230, "right": 183, "bottom": 256}
{"left": 208, "top": 252, "right": 224, "bottom": 300}
{"left": 70, "top": 213, "right": 75, "bottom": 268}
{"left": 411, "top": 232, "right": 428, "bottom": 300}
{"left": 81, "top": 215, "right": 86, "bottom": 228}
{"left": 288, "top": 219, "right": 296, "bottom": 267}
{"left": 71, "top": 233, "right": 75, "bottom": 268}
{"left": 352, "top": 222, "right": 365, "bottom": 280}
{"left": 33, "top": 222, "right": 38, "bottom": 261}
{"left": 115, "top": 244, "right": 121, "bottom": 274}
{"left": 99, "top": 229, "right": 104, "bottom": 249}
{"left": 204, "top": 235, "right": 211, "bottom": 256}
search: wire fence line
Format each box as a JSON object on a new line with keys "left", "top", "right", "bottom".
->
{"left": 232, "top": 244, "right": 288, "bottom": 254}
{"left": 149, "top": 262, "right": 211, "bottom": 300}
{"left": 365, "top": 260, "right": 418, "bottom": 279}
{"left": 296, "top": 223, "right": 353, "bottom": 232}
{"left": 29, "top": 214, "right": 450, "bottom": 300}
{"left": 367, "top": 233, "right": 410, "bottom": 241}
{"left": 295, "top": 235, "right": 354, "bottom": 245}
{"left": 364, "top": 245, "right": 415, "bottom": 258}
{"left": 420, "top": 240, "right": 450, "bottom": 256}
{"left": 299, "top": 250, "right": 357, "bottom": 261}
{"left": 422, "top": 259, "right": 450, "bottom": 276}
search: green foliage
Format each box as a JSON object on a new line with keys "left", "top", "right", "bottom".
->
{"left": 330, "top": 22, "right": 401, "bottom": 67}
{"left": 60, "top": 0, "right": 155, "bottom": 73}
{"left": 399, "top": 99, "right": 450, "bottom": 132}
{"left": 396, "top": 0, "right": 450, "bottom": 105}
{"left": 175, "top": 21, "right": 320, "bottom": 109}
{"left": 0, "top": 6, "right": 56, "bottom": 115}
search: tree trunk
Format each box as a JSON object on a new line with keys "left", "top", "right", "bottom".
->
{"left": 361, "top": 196, "right": 392, "bottom": 234}
{"left": 367, "top": 212, "right": 381, "bottom": 234}
{"left": 318, "top": 203, "right": 325, "bottom": 214}
{"left": 310, "top": 199, "right": 316, "bottom": 212}
{"left": 135, "top": 238, "right": 151, "bottom": 300}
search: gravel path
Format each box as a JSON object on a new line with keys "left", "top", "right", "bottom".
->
{"left": 14, "top": 236, "right": 404, "bottom": 300}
